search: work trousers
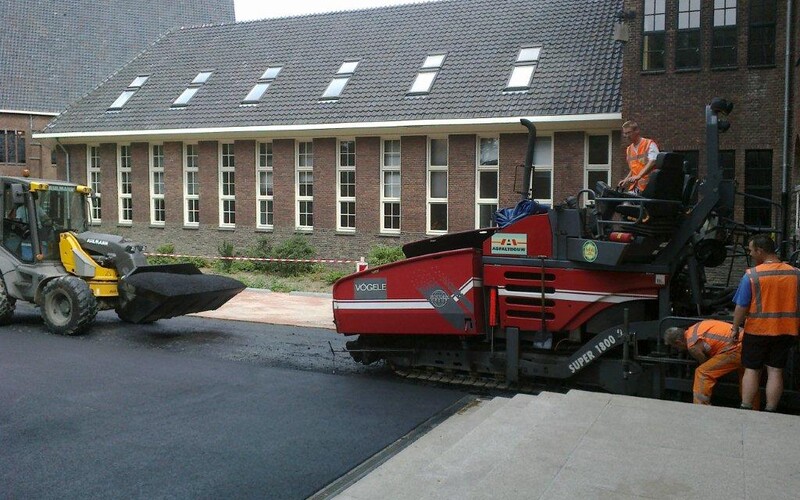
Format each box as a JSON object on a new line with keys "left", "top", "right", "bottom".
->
{"left": 693, "top": 349, "right": 741, "bottom": 405}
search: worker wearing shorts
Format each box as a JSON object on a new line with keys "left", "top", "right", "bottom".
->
{"left": 731, "top": 234, "right": 800, "bottom": 411}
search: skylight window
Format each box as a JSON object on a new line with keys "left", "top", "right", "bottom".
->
{"left": 320, "top": 61, "right": 359, "bottom": 100}
{"left": 408, "top": 53, "right": 446, "bottom": 95}
{"left": 242, "top": 66, "right": 282, "bottom": 105}
{"left": 506, "top": 46, "right": 542, "bottom": 91}
{"left": 107, "top": 75, "right": 149, "bottom": 111}
{"left": 172, "top": 70, "right": 213, "bottom": 108}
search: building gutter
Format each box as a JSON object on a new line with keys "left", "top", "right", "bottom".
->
{"left": 56, "top": 139, "right": 71, "bottom": 182}
{"left": 782, "top": 0, "right": 794, "bottom": 257}
{"left": 32, "top": 113, "right": 624, "bottom": 142}
{"left": 0, "top": 109, "right": 59, "bottom": 117}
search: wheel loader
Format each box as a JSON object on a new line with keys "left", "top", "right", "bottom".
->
{"left": 331, "top": 98, "right": 800, "bottom": 409}
{"left": 0, "top": 176, "right": 245, "bottom": 335}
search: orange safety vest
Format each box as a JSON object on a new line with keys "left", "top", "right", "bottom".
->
{"left": 625, "top": 138, "right": 656, "bottom": 191}
{"left": 744, "top": 262, "right": 800, "bottom": 337}
{"left": 685, "top": 319, "right": 740, "bottom": 357}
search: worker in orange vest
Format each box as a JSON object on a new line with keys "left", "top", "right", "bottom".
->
{"left": 664, "top": 319, "right": 753, "bottom": 406}
{"left": 618, "top": 120, "right": 659, "bottom": 193}
{"left": 731, "top": 234, "right": 800, "bottom": 411}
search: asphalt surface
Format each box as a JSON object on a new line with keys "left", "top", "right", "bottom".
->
{"left": 1, "top": 305, "right": 467, "bottom": 499}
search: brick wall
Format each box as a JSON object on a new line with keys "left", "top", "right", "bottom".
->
{"left": 355, "top": 136, "right": 380, "bottom": 235}
{"left": 197, "top": 141, "right": 218, "bottom": 226}
{"left": 499, "top": 133, "right": 527, "bottom": 208}
{"left": 98, "top": 143, "right": 117, "bottom": 223}
{"left": 448, "top": 134, "right": 476, "bottom": 232}
{"left": 313, "top": 137, "right": 336, "bottom": 231}
{"left": 553, "top": 132, "right": 585, "bottom": 204}
{"left": 0, "top": 112, "right": 56, "bottom": 178}
{"left": 234, "top": 140, "right": 256, "bottom": 230}
{"left": 272, "top": 139, "right": 295, "bottom": 229}
{"left": 401, "top": 136, "right": 427, "bottom": 234}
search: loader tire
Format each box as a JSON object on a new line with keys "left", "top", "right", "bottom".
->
{"left": 0, "top": 280, "right": 15, "bottom": 325}
{"left": 40, "top": 277, "right": 97, "bottom": 336}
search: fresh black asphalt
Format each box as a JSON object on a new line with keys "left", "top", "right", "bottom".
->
{"left": 0, "top": 307, "right": 466, "bottom": 499}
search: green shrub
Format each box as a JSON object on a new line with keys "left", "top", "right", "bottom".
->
{"left": 268, "top": 279, "right": 293, "bottom": 293}
{"left": 324, "top": 270, "right": 348, "bottom": 285}
{"left": 149, "top": 243, "right": 178, "bottom": 265}
{"left": 215, "top": 240, "right": 235, "bottom": 272}
{"left": 367, "top": 244, "right": 405, "bottom": 267}
{"left": 270, "top": 235, "right": 316, "bottom": 277}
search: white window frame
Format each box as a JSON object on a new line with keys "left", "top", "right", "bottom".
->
{"left": 475, "top": 136, "right": 499, "bottom": 228}
{"left": 87, "top": 145, "right": 101, "bottom": 223}
{"left": 219, "top": 142, "right": 236, "bottom": 228}
{"left": 506, "top": 46, "right": 542, "bottom": 91}
{"left": 337, "top": 139, "right": 356, "bottom": 232}
{"left": 427, "top": 136, "right": 449, "bottom": 234}
{"left": 183, "top": 143, "right": 199, "bottom": 227}
{"left": 531, "top": 136, "right": 554, "bottom": 206}
{"left": 256, "top": 141, "right": 273, "bottom": 230}
{"left": 381, "top": 138, "right": 401, "bottom": 234}
{"left": 296, "top": 141, "right": 314, "bottom": 231}
{"left": 584, "top": 133, "right": 612, "bottom": 194}
{"left": 149, "top": 144, "right": 165, "bottom": 225}
{"left": 408, "top": 53, "right": 446, "bottom": 95}
{"left": 117, "top": 144, "right": 132, "bottom": 224}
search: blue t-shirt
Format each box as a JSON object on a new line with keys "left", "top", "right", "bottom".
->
{"left": 732, "top": 273, "right": 752, "bottom": 307}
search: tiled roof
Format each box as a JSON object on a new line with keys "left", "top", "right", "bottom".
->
{"left": 42, "top": 0, "right": 623, "bottom": 135}
{"left": 0, "top": 0, "right": 234, "bottom": 114}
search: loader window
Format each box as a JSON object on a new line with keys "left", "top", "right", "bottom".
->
{"left": 33, "top": 188, "right": 89, "bottom": 260}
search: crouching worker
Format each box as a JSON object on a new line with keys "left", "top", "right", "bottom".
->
{"left": 664, "top": 319, "right": 757, "bottom": 407}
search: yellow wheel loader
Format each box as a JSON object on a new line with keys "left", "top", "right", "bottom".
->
{"left": 0, "top": 176, "right": 245, "bottom": 335}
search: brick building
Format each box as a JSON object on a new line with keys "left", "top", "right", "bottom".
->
{"left": 35, "top": 0, "right": 626, "bottom": 260}
{"left": 0, "top": 0, "right": 234, "bottom": 178}
{"left": 621, "top": 0, "right": 799, "bottom": 235}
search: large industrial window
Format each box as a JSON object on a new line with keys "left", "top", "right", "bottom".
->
{"left": 117, "top": 145, "right": 132, "bottom": 224}
{"left": 381, "top": 139, "right": 401, "bottom": 233}
{"left": 256, "top": 142, "right": 273, "bottom": 229}
{"left": 585, "top": 135, "right": 611, "bottom": 192}
{"left": 748, "top": 0, "right": 776, "bottom": 66}
{"left": 531, "top": 136, "right": 553, "bottom": 206}
{"left": 642, "top": 0, "right": 666, "bottom": 71}
{"left": 150, "top": 144, "right": 165, "bottom": 225}
{"left": 744, "top": 150, "right": 773, "bottom": 227}
{"left": 87, "top": 145, "right": 101, "bottom": 222}
{"left": 476, "top": 137, "right": 499, "bottom": 228}
{"left": 296, "top": 141, "right": 314, "bottom": 230}
{"left": 712, "top": 0, "right": 737, "bottom": 68}
{"left": 427, "top": 137, "right": 448, "bottom": 233}
{"left": 337, "top": 140, "right": 356, "bottom": 231}
{"left": 184, "top": 143, "right": 199, "bottom": 226}
{"left": 219, "top": 143, "right": 236, "bottom": 227}
{"left": 719, "top": 150, "right": 736, "bottom": 180}
{"left": 675, "top": 0, "right": 701, "bottom": 69}
{"left": 0, "top": 130, "right": 26, "bottom": 164}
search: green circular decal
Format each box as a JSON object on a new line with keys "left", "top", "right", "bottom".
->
{"left": 582, "top": 240, "right": 598, "bottom": 262}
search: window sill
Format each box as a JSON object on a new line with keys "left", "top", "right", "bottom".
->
{"left": 336, "top": 230, "right": 356, "bottom": 236}
{"left": 640, "top": 70, "right": 666, "bottom": 75}
{"left": 149, "top": 224, "right": 166, "bottom": 229}
{"left": 117, "top": 222, "right": 132, "bottom": 227}
{"left": 674, "top": 67, "right": 701, "bottom": 73}
{"left": 218, "top": 226, "right": 236, "bottom": 231}
{"left": 294, "top": 228, "right": 313, "bottom": 233}
{"left": 183, "top": 225, "right": 200, "bottom": 230}
{"left": 710, "top": 65, "right": 738, "bottom": 72}
{"left": 254, "top": 227, "right": 273, "bottom": 233}
{"left": 378, "top": 232, "right": 401, "bottom": 238}
{"left": 747, "top": 64, "right": 777, "bottom": 69}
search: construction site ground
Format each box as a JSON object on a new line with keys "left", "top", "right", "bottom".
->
{"left": 197, "top": 289, "right": 800, "bottom": 499}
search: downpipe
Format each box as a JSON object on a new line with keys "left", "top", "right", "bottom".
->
{"left": 781, "top": 0, "right": 794, "bottom": 258}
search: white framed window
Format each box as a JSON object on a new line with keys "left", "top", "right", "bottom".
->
{"left": 219, "top": 142, "right": 236, "bottom": 227}
{"left": 117, "top": 144, "right": 132, "bottom": 224}
{"left": 427, "top": 137, "right": 448, "bottom": 233}
{"left": 172, "top": 71, "right": 213, "bottom": 108}
{"left": 506, "top": 46, "right": 541, "bottom": 91}
{"left": 256, "top": 141, "right": 273, "bottom": 229}
{"left": 476, "top": 137, "right": 499, "bottom": 228}
{"left": 337, "top": 139, "right": 356, "bottom": 231}
{"left": 321, "top": 61, "right": 359, "bottom": 100}
{"left": 531, "top": 136, "right": 553, "bottom": 206}
{"left": 183, "top": 143, "right": 199, "bottom": 226}
{"left": 108, "top": 75, "right": 148, "bottom": 111}
{"left": 150, "top": 144, "right": 165, "bottom": 225}
{"left": 381, "top": 139, "right": 401, "bottom": 233}
{"left": 296, "top": 141, "right": 313, "bottom": 230}
{"left": 585, "top": 134, "right": 611, "bottom": 193}
{"left": 408, "top": 53, "right": 446, "bottom": 95}
{"left": 87, "top": 145, "right": 101, "bottom": 222}
{"left": 242, "top": 66, "right": 282, "bottom": 104}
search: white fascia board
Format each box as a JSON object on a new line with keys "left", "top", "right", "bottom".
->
{"left": 1, "top": 109, "right": 60, "bottom": 117}
{"left": 33, "top": 113, "right": 623, "bottom": 141}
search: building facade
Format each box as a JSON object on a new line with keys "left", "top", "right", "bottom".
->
{"left": 0, "top": 0, "right": 234, "bottom": 178}
{"left": 622, "top": 0, "right": 799, "bottom": 234}
{"left": 36, "top": 0, "right": 627, "bottom": 260}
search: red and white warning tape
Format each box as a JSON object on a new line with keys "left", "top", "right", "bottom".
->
{"left": 144, "top": 252, "right": 359, "bottom": 264}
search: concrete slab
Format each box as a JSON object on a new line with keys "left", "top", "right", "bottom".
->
{"left": 192, "top": 289, "right": 334, "bottom": 329}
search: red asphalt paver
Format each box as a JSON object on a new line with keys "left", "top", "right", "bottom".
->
{"left": 192, "top": 289, "right": 334, "bottom": 330}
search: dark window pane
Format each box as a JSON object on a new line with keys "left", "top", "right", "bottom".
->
{"left": 676, "top": 30, "right": 701, "bottom": 68}
{"left": 643, "top": 33, "right": 665, "bottom": 70}
{"left": 587, "top": 170, "right": 609, "bottom": 189}
{"left": 719, "top": 150, "right": 735, "bottom": 180}
{"left": 712, "top": 27, "right": 737, "bottom": 68}
{"left": 744, "top": 150, "right": 772, "bottom": 227}
{"left": 748, "top": 25, "right": 775, "bottom": 66}
{"left": 533, "top": 171, "right": 551, "bottom": 200}
{"left": 0, "top": 132, "right": 6, "bottom": 163}
{"left": 430, "top": 203, "right": 447, "bottom": 231}
{"left": 674, "top": 150, "right": 699, "bottom": 176}
{"left": 588, "top": 135, "right": 609, "bottom": 165}
{"left": 18, "top": 137, "right": 25, "bottom": 163}
{"left": 430, "top": 139, "right": 448, "bottom": 166}
{"left": 479, "top": 204, "right": 497, "bottom": 227}
{"left": 479, "top": 171, "right": 498, "bottom": 199}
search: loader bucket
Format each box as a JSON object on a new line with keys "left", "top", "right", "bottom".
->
{"left": 115, "top": 264, "right": 246, "bottom": 324}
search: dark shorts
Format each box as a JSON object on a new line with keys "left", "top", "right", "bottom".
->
{"left": 741, "top": 334, "right": 797, "bottom": 370}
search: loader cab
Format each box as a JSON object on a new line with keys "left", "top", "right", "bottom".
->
{"left": 0, "top": 178, "right": 90, "bottom": 263}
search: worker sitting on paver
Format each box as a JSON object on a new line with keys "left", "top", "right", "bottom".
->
{"left": 664, "top": 319, "right": 757, "bottom": 407}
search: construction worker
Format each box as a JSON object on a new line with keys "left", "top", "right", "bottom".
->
{"left": 731, "top": 234, "right": 800, "bottom": 411}
{"left": 664, "top": 319, "right": 751, "bottom": 406}
{"left": 618, "top": 120, "right": 659, "bottom": 193}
